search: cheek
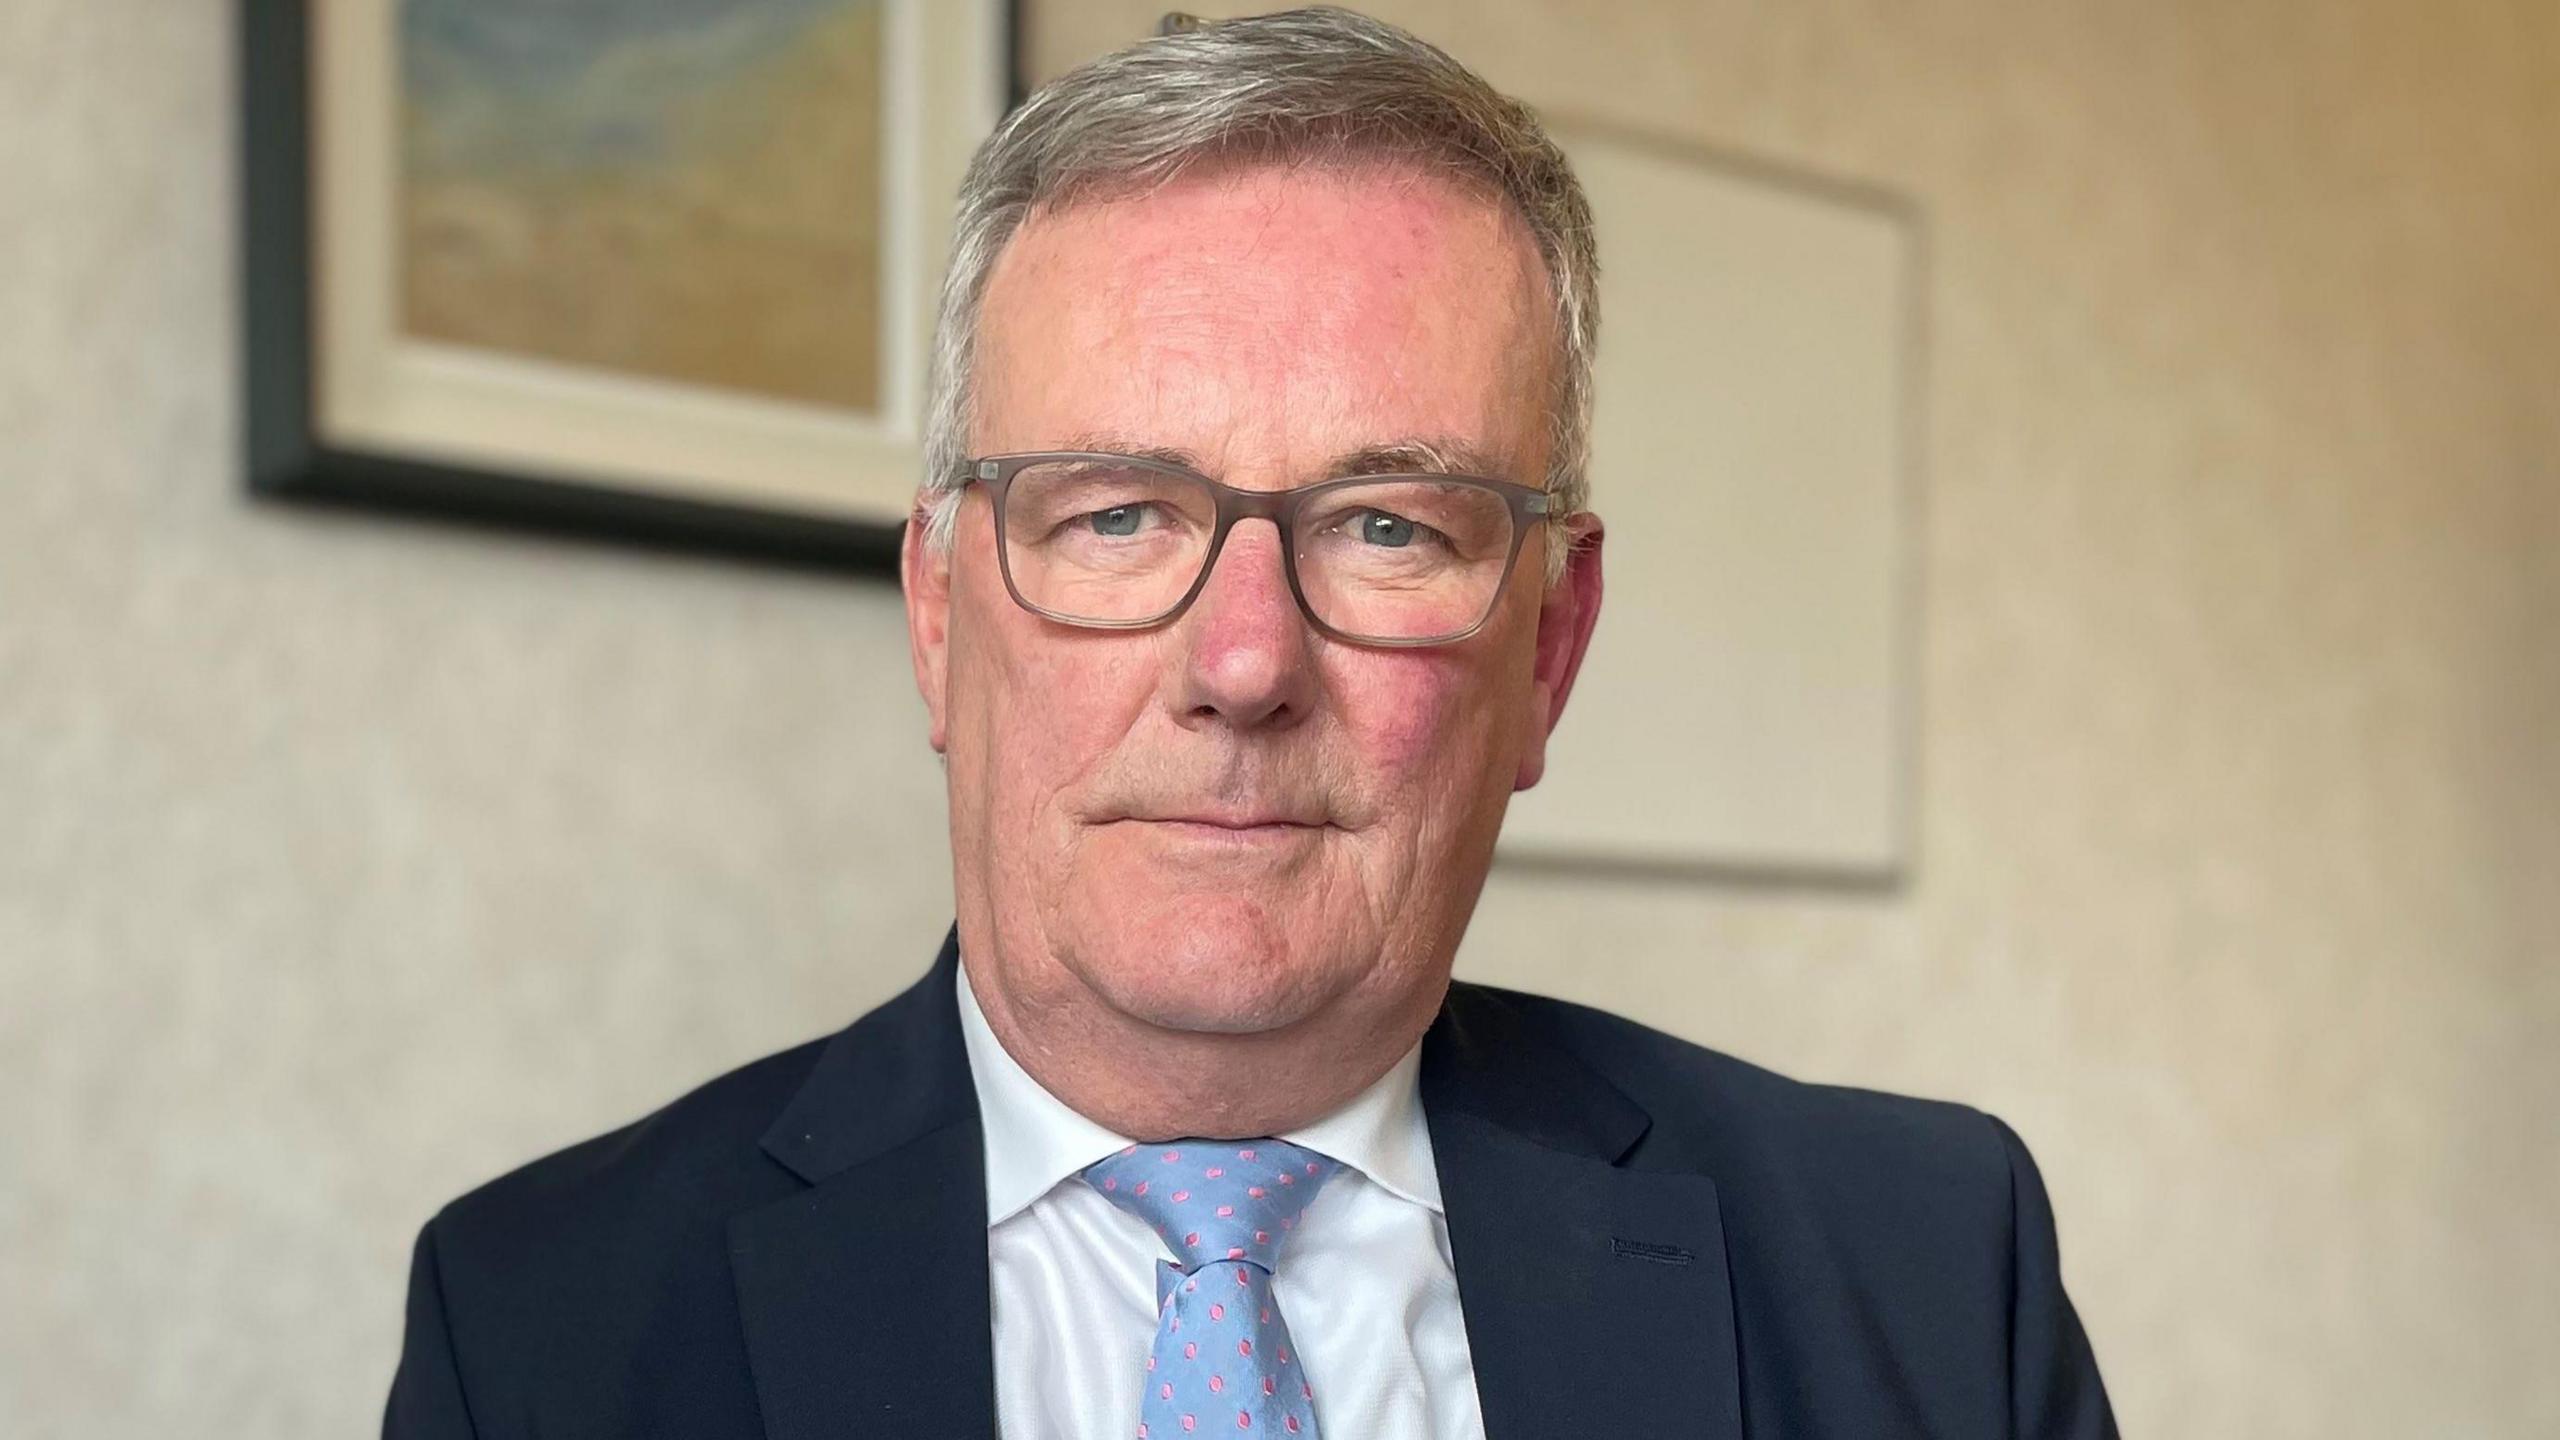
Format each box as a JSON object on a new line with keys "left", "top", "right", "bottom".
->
{"left": 1357, "top": 665, "right": 1458, "bottom": 775}
{"left": 949, "top": 576, "right": 1157, "bottom": 830}
{"left": 1331, "top": 645, "right": 1521, "bottom": 823}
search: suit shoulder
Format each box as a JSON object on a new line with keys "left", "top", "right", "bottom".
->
{"left": 393, "top": 1024, "right": 867, "bottom": 1430}
{"left": 427, "top": 1031, "right": 830, "bottom": 1266}
{"left": 1458, "top": 981, "right": 2012, "bottom": 1196}
{"left": 1444, "top": 984, "right": 2069, "bottom": 1427}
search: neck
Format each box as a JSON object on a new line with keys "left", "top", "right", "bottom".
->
{"left": 961, "top": 952, "right": 1441, "bottom": 1141}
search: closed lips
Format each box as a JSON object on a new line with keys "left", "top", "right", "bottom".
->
{"left": 1147, "top": 814, "right": 1323, "bottom": 828}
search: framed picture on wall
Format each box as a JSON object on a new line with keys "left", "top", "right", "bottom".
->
{"left": 1496, "top": 125, "right": 1920, "bottom": 883}
{"left": 241, "top": 0, "right": 1012, "bottom": 570}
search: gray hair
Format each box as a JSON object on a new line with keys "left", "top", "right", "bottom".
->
{"left": 916, "top": 6, "right": 1598, "bottom": 581}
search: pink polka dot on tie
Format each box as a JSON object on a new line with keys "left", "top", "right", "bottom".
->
{"left": 1248, "top": 1187, "right": 1265, "bottom": 1198}
{"left": 1238, "top": 1412, "right": 1251, "bottom": 1430}
{"left": 1210, "top": 1303, "right": 1225, "bottom": 1321}
{"left": 1238, "top": 1339, "right": 1253, "bottom": 1358}
{"left": 1209, "top": 1374, "right": 1225, "bottom": 1394}
{"left": 1216, "top": 1205, "right": 1234, "bottom": 1217}
{"left": 1164, "top": 1151, "right": 1181, "bottom": 1163}
{"left": 1184, "top": 1341, "right": 1197, "bottom": 1360}
{"left": 1181, "top": 1416, "right": 1196, "bottom": 1433}
{"left": 1173, "top": 1190, "right": 1191, "bottom": 1203}
{"left": 1205, "top": 1166, "right": 1224, "bottom": 1178}
{"left": 1284, "top": 1418, "right": 1299, "bottom": 1435}
{"left": 1161, "top": 1383, "right": 1173, "bottom": 1400}
{"left": 1238, "top": 1148, "right": 1257, "bottom": 1161}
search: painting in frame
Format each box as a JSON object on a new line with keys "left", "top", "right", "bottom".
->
{"left": 243, "top": 0, "right": 1011, "bottom": 569}
{"left": 1495, "top": 124, "right": 1920, "bottom": 884}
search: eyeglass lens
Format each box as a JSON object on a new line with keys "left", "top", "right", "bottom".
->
{"left": 995, "top": 458, "right": 1519, "bottom": 642}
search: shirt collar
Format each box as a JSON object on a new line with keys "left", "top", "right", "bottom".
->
{"left": 955, "top": 957, "right": 1444, "bottom": 1228}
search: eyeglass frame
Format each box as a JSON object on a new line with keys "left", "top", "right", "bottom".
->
{"left": 958, "top": 450, "right": 1556, "bottom": 648}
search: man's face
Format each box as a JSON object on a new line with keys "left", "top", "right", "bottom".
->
{"left": 906, "top": 162, "right": 1600, "bottom": 1059}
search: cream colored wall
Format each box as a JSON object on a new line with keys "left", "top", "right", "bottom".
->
{"left": 2, "top": 1, "right": 2551, "bottom": 1436}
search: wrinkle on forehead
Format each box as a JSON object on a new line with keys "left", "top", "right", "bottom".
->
{"left": 971, "top": 161, "right": 1556, "bottom": 488}
{"left": 1041, "top": 433, "right": 1523, "bottom": 486}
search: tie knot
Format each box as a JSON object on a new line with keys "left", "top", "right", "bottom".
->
{"left": 1081, "top": 1137, "right": 1340, "bottom": 1273}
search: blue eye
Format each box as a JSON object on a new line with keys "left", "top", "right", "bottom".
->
{"left": 1087, "top": 505, "right": 1145, "bottom": 537}
{"left": 1357, "top": 511, "right": 1415, "bottom": 547}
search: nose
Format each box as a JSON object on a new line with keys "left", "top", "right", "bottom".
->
{"left": 1168, "top": 519, "right": 1318, "bottom": 731}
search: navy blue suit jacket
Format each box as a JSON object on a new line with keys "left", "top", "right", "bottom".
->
{"left": 386, "top": 931, "right": 2117, "bottom": 1438}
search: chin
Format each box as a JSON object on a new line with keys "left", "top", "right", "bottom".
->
{"left": 1060, "top": 891, "right": 1353, "bottom": 1036}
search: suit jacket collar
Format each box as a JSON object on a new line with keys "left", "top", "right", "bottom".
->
{"left": 1423, "top": 982, "right": 1745, "bottom": 1440}
{"left": 754, "top": 929, "right": 978, "bottom": 1185}
{"left": 730, "top": 931, "right": 996, "bottom": 1440}
{"left": 1420, "top": 974, "right": 1655, "bottom": 1161}
{"left": 729, "top": 933, "right": 1742, "bottom": 1440}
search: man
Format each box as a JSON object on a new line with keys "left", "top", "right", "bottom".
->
{"left": 387, "top": 10, "right": 2116, "bottom": 1439}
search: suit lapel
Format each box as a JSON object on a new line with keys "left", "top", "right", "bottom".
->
{"left": 729, "top": 933, "right": 996, "bottom": 1440}
{"left": 1424, "top": 984, "right": 1744, "bottom": 1440}
{"left": 723, "top": 943, "right": 1745, "bottom": 1440}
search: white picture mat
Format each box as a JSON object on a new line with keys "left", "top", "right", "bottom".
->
{"left": 1499, "top": 129, "right": 1918, "bottom": 878}
{"left": 310, "top": 0, "right": 1005, "bottom": 520}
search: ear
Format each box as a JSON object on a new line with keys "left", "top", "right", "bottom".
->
{"left": 1513, "top": 512, "right": 1605, "bottom": 792}
{"left": 901, "top": 500, "right": 954, "bottom": 755}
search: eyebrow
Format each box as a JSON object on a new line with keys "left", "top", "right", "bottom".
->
{"left": 1053, "top": 432, "right": 1517, "bottom": 481}
{"left": 1326, "top": 438, "right": 1516, "bottom": 480}
{"left": 1055, "top": 435, "right": 1202, "bottom": 472}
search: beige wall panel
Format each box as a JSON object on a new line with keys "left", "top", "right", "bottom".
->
{"left": 2, "top": 1, "right": 2553, "bottom": 1436}
{"left": 1496, "top": 128, "right": 1915, "bottom": 875}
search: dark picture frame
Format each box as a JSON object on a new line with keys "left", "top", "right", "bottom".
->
{"left": 240, "top": 0, "right": 1020, "bottom": 573}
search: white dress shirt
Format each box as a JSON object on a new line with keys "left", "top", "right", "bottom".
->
{"left": 956, "top": 962, "right": 1487, "bottom": 1440}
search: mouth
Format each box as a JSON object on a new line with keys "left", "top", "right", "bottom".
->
{"left": 1105, "top": 813, "right": 1339, "bottom": 843}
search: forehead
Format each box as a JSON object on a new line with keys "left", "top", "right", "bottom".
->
{"left": 971, "top": 162, "right": 1555, "bottom": 484}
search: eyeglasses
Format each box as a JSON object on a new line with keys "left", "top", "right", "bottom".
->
{"left": 961, "top": 451, "right": 1554, "bottom": 647}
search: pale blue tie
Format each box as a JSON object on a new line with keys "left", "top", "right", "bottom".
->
{"left": 1082, "top": 1138, "right": 1342, "bottom": 1438}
